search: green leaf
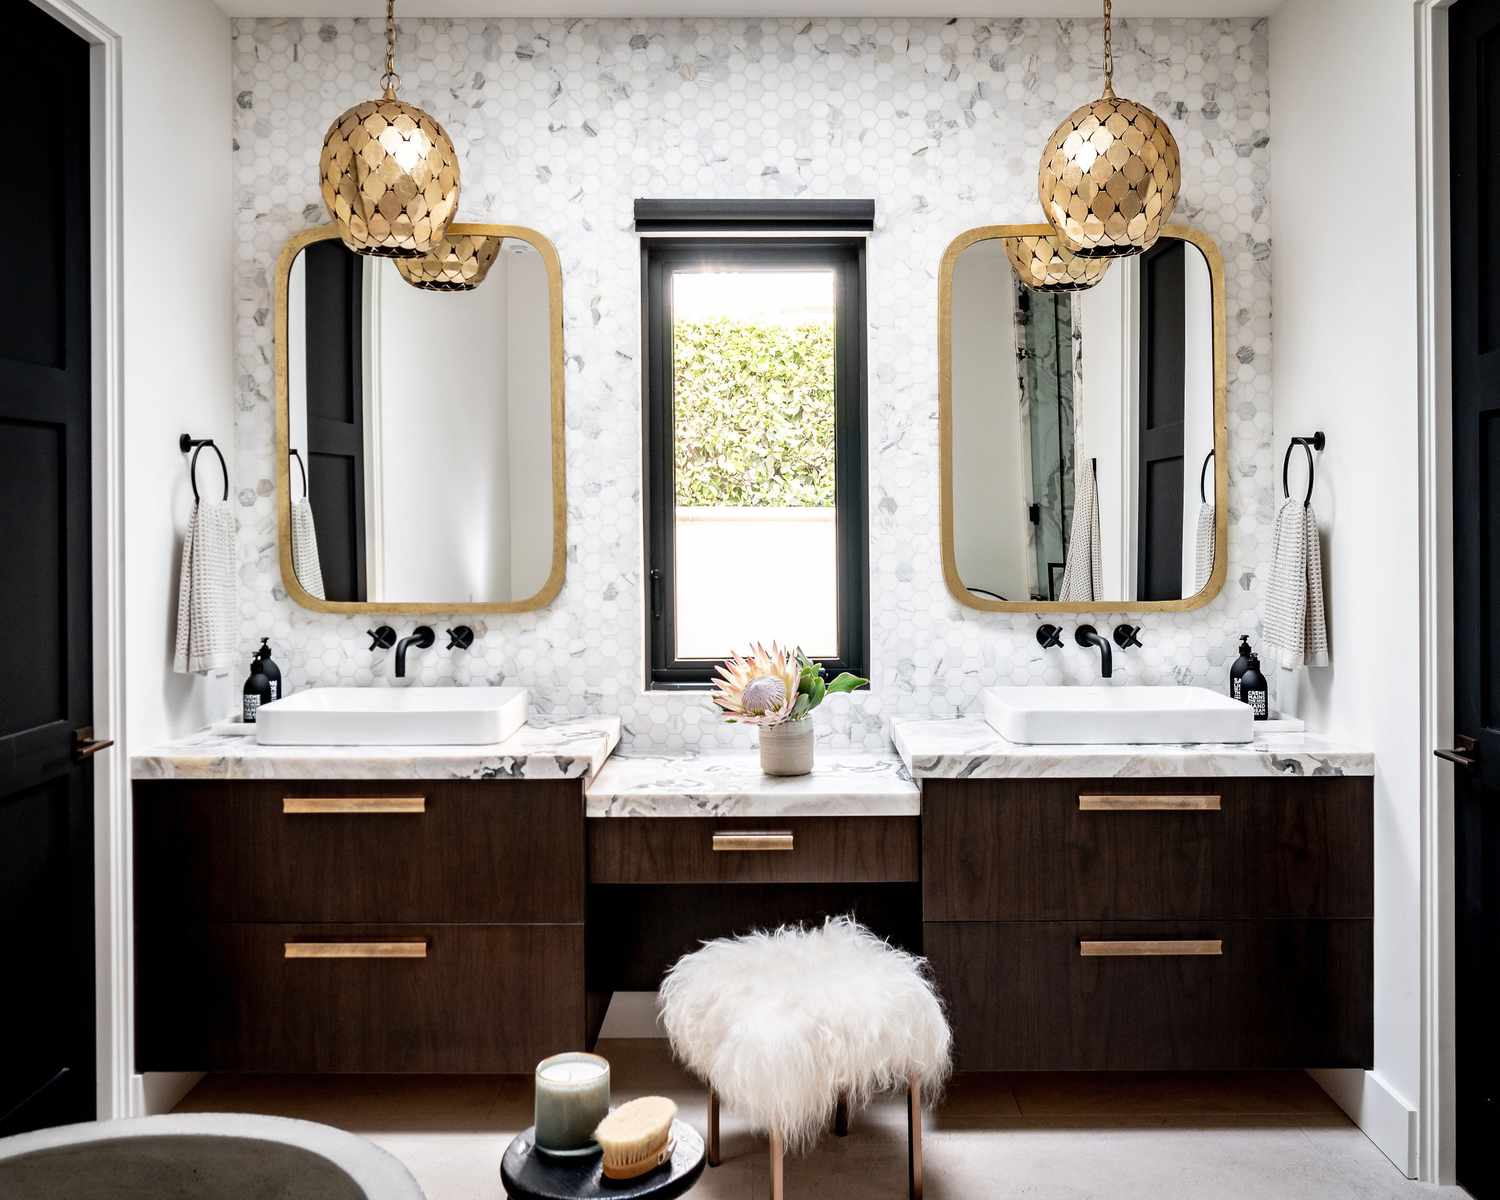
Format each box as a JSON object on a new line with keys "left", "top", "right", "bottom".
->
{"left": 804, "top": 675, "right": 826, "bottom": 710}
{"left": 790, "top": 694, "right": 811, "bottom": 720}
{"left": 825, "top": 672, "right": 869, "bottom": 696}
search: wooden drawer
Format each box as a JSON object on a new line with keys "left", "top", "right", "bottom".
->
{"left": 136, "top": 923, "right": 585, "bottom": 1072}
{"left": 134, "top": 780, "right": 583, "bottom": 923}
{"left": 587, "top": 816, "right": 919, "bottom": 884}
{"left": 922, "top": 777, "right": 1373, "bottom": 921}
{"left": 925, "top": 919, "right": 1372, "bottom": 1071}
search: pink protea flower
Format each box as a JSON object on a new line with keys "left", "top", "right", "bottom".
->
{"left": 711, "top": 642, "right": 800, "bottom": 726}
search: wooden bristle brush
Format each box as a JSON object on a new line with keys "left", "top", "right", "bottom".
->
{"left": 594, "top": 1096, "right": 676, "bottom": 1181}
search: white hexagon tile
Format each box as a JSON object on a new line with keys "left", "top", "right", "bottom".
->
{"left": 232, "top": 16, "right": 1274, "bottom": 752}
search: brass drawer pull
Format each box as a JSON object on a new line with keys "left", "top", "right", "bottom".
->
{"left": 284, "top": 941, "right": 428, "bottom": 959}
{"left": 1078, "top": 794, "right": 1221, "bottom": 812}
{"left": 712, "top": 831, "right": 795, "bottom": 852}
{"left": 283, "top": 796, "right": 426, "bottom": 814}
{"left": 1079, "top": 939, "right": 1223, "bottom": 958}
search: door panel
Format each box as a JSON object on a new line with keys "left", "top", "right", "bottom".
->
{"left": 0, "top": 2, "right": 95, "bottom": 1137}
{"left": 1136, "top": 239, "right": 1186, "bottom": 599}
{"left": 1450, "top": 2, "right": 1500, "bottom": 1193}
{"left": 303, "top": 240, "right": 367, "bottom": 601}
{"left": 0, "top": 420, "right": 67, "bottom": 736}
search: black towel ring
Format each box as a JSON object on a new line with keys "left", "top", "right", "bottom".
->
{"left": 1281, "top": 431, "right": 1326, "bottom": 508}
{"left": 289, "top": 448, "right": 308, "bottom": 501}
{"left": 1199, "top": 448, "right": 1215, "bottom": 504}
{"left": 179, "top": 433, "right": 228, "bottom": 503}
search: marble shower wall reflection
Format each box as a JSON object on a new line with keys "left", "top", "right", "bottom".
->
{"left": 233, "top": 17, "right": 1273, "bottom": 751}
{"left": 1014, "top": 284, "right": 1076, "bottom": 598}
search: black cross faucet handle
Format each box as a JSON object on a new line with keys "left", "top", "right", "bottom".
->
{"left": 1036, "top": 624, "right": 1064, "bottom": 650}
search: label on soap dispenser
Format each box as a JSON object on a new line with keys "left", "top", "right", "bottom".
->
{"left": 243, "top": 695, "right": 260, "bottom": 723}
{"left": 1244, "top": 688, "right": 1268, "bottom": 719}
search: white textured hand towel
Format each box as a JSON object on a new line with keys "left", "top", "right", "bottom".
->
{"left": 1263, "top": 497, "right": 1329, "bottom": 669}
{"left": 172, "top": 500, "right": 238, "bottom": 676}
{"left": 1057, "top": 460, "right": 1102, "bottom": 602}
{"left": 290, "top": 497, "right": 326, "bottom": 601}
{"left": 1192, "top": 501, "right": 1216, "bottom": 594}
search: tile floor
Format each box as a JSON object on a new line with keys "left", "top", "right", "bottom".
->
{"left": 176, "top": 1039, "right": 1455, "bottom": 1199}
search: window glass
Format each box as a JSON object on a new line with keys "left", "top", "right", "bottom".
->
{"left": 670, "top": 269, "right": 838, "bottom": 659}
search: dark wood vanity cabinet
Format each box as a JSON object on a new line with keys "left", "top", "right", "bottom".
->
{"left": 922, "top": 777, "right": 1374, "bottom": 1071}
{"left": 134, "top": 770, "right": 1375, "bottom": 1076}
{"left": 133, "top": 779, "right": 586, "bottom": 1073}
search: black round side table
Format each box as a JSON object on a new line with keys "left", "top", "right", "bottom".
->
{"left": 499, "top": 1121, "right": 705, "bottom": 1200}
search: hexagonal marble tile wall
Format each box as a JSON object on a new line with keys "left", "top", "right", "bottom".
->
{"left": 233, "top": 16, "right": 1274, "bottom": 752}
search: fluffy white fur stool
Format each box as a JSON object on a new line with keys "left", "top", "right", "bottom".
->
{"left": 659, "top": 917, "right": 951, "bottom": 1199}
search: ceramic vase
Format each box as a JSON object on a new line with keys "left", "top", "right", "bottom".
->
{"left": 759, "top": 720, "right": 814, "bottom": 776}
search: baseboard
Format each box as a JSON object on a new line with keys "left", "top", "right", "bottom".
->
{"left": 133, "top": 1071, "right": 204, "bottom": 1117}
{"left": 1308, "top": 1067, "right": 1418, "bottom": 1178}
{"left": 598, "top": 991, "right": 664, "bottom": 1039}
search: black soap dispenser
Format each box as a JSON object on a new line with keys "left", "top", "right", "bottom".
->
{"left": 256, "top": 637, "right": 283, "bottom": 701}
{"left": 1239, "top": 653, "right": 1269, "bottom": 720}
{"left": 242, "top": 656, "right": 272, "bottom": 724}
{"left": 1230, "top": 635, "right": 1254, "bottom": 700}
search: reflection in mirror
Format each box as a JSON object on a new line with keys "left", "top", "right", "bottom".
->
{"left": 947, "top": 230, "right": 1220, "bottom": 607}
{"left": 283, "top": 231, "right": 559, "bottom": 607}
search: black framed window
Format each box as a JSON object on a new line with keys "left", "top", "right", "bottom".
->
{"left": 641, "top": 223, "right": 869, "bottom": 689}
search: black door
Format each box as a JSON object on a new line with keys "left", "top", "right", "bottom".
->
{"left": 303, "top": 241, "right": 367, "bottom": 602}
{"left": 0, "top": 2, "right": 98, "bottom": 1135}
{"left": 1136, "top": 239, "right": 1187, "bottom": 601}
{"left": 1451, "top": 2, "right": 1500, "bottom": 1194}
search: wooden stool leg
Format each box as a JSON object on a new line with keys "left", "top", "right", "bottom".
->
{"left": 707, "top": 1087, "right": 720, "bottom": 1167}
{"left": 769, "top": 1130, "right": 784, "bottom": 1200}
{"left": 907, "top": 1075, "right": 923, "bottom": 1200}
{"left": 834, "top": 1092, "right": 850, "bottom": 1137}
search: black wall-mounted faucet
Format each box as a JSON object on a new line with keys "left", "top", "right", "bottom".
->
{"left": 394, "top": 626, "right": 435, "bottom": 678}
{"left": 1113, "top": 624, "right": 1143, "bottom": 650}
{"left": 1036, "top": 624, "right": 1064, "bottom": 650}
{"left": 1075, "top": 625, "right": 1113, "bottom": 679}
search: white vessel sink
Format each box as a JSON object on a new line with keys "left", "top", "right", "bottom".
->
{"left": 983, "top": 685, "right": 1254, "bottom": 746}
{"left": 255, "top": 687, "right": 529, "bottom": 746}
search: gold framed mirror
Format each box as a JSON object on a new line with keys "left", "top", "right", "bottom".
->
{"left": 938, "top": 223, "right": 1227, "bottom": 613}
{"left": 273, "top": 222, "right": 566, "bottom": 614}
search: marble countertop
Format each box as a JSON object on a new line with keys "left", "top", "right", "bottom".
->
{"left": 130, "top": 716, "right": 621, "bottom": 783}
{"left": 585, "top": 750, "right": 918, "bottom": 817}
{"left": 890, "top": 717, "right": 1374, "bottom": 779}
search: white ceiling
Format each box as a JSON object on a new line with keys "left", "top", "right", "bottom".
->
{"left": 221, "top": 1, "right": 1278, "bottom": 19}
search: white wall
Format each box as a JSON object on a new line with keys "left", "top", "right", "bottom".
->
{"left": 374, "top": 258, "right": 512, "bottom": 602}
{"left": 950, "top": 241, "right": 1029, "bottom": 600}
{"left": 505, "top": 245, "right": 556, "bottom": 600}
{"left": 1181, "top": 245, "right": 1215, "bottom": 595}
{"left": 1270, "top": 0, "right": 1422, "bottom": 1176}
{"left": 84, "top": 0, "right": 236, "bottom": 747}
{"left": 1078, "top": 265, "right": 1128, "bottom": 598}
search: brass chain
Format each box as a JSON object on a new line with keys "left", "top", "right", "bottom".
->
{"left": 381, "top": 0, "right": 401, "bottom": 97}
{"left": 1102, "top": 0, "right": 1114, "bottom": 97}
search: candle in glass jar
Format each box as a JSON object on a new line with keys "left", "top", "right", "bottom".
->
{"left": 533, "top": 1052, "right": 611, "bottom": 1156}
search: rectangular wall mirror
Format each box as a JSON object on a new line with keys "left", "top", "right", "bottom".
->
{"left": 939, "top": 224, "right": 1227, "bottom": 613}
{"left": 274, "top": 223, "right": 565, "bottom": 613}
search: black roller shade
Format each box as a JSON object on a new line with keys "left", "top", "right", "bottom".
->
{"left": 634, "top": 198, "right": 875, "bottom": 233}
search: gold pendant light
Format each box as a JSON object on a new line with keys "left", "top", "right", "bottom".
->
{"left": 1038, "top": 0, "right": 1181, "bottom": 258}
{"left": 1003, "top": 233, "right": 1112, "bottom": 292}
{"left": 318, "top": 0, "right": 461, "bottom": 258}
{"left": 395, "top": 233, "right": 503, "bottom": 291}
